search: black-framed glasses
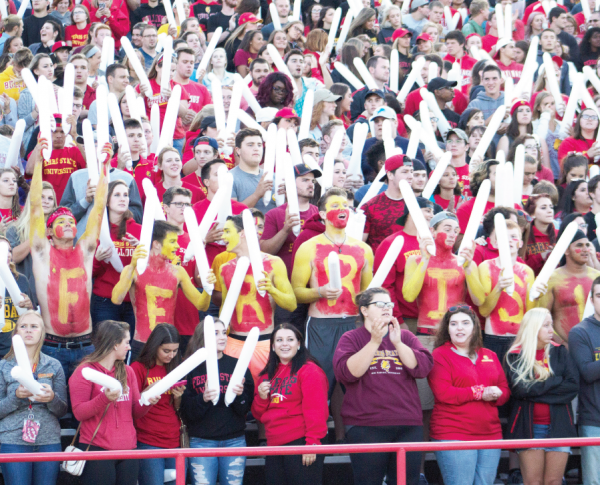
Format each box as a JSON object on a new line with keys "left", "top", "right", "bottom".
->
{"left": 169, "top": 202, "right": 192, "bottom": 208}
{"left": 365, "top": 301, "right": 394, "bottom": 309}
{"left": 449, "top": 304, "right": 471, "bottom": 312}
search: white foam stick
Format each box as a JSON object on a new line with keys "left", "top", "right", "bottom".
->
{"left": 322, "top": 129, "right": 344, "bottom": 190}
{"left": 581, "top": 84, "right": 600, "bottom": 117}
{"left": 141, "top": 179, "right": 166, "bottom": 222}
{"left": 274, "top": 127, "right": 287, "bottom": 205}
{"left": 447, "top": 62, "right": 462, "bottom": 90}
{"left": 82, "top": 121, "right": 99, "bottom": 186}
{"left": 401, "top": 0, "right": 410, "bottom": 13}
{"left": 505, "top": 3, "right": 512, "bottom": 39}
{"left": 269, "top": 3, "right": 282, "bottom": 30}
{"left": 328, "top": 252, "right": 342, "bottom": 290}
{"left": 0, "top": 251, "right": 25, "bottom": 316}
{"left": 82, "top": 367, "right": 123, "bottom": 395}
{"left": 240, "top": 81, "right": 261, "bottom": 114}
{"left": 390, "top": 50, "right": 399, "bottom": 92}
{"left": 150, "top": 104, "right": 160, "bottom": 154}
{"left": 397, "top": 57, "right": 426, "bottom": 103}
{"left": 456, "top": 179, "right": 491, "bottom": 265}
{"left": 266, "top": 44, "right": 297, "bottom": 93}
{"left": 513, "top": 145, "right": 525, "bottom": 206}
{"left": 298, "top": 89, "right": 314, "bottom": 141}
{"left": 225, "top": 326, "right": 258, "bottom": 406}
{"left": 558, "top": 69, "right": 580, "bottom": 135}
{"left": 95, "top": 84, "right": 109, "bottom": 163}
{"left": 399, "top": 179, "right": 435, "bottom": 255}
{"left": 584, "top": 290, "right": 594, "bottom": 319}
{"left": 504, "top": 77, "right": 514, "bottom": 110}
{"left": 16, "top": 0, "right": 29, "bottom": 18}
{"left": 495, "top": 162, "right": 505, "bottom": 208}
{"left": 261, "top": 124, "right": 277, "bottom": 206}
{"left": 333, "top": 62, "right": 365, "bottom": 90}
{"left": 156, "top": 85, "right": 182, "bottom": 154}
{"left": 382, "top": 119, "right": 397, "bottom": 160}
{"left": 368, "top": 235, "right": 404, "bottom": 289}
{"left": 286, "top": 129, "right": 302, "bottom": 168}
{"left": 283, "top": 154, "right": 301, "bottom": 237}
{"left": 514, "top": 37, "right": 539, "bottom": 99}
{"left": 160, "top": 36, "right": 173, "bottom": 94}
{"left": 347, "top": 123, "right": 369, "bottom": 178}
{"left": 404, "top": 115, "right": 444, "bottom": 159}
{"left": 125, "top": 85, "right": 142, "bottom": 124}
{"left": 582, "top": 0, "right": 592, "bottom": 19}
{"left": 219, "top": 256, "right": 250, "bottom": 328}
{"left": 591, "top": 165, "right": 600, "bottom": 179}
{"left": 422, "top": 152, "right": 452, "bottom": 199}
{"left": 346, "top": 209, "right": 366, "bottom": 239}
{"left": 216, "top": 166, "right": 233, "bottom": 226}
{"left": 496, "top": 3, "right": 505, "bottom": 38}
{"left": 5, "top": 119, "right": 25, "bottom": 170}
{"left": 99, "top": 35, "right": 115, "bottom": 80}
{"left": 421, "top": 89, "right": 451, "bottom": 140}
{"left": 494, "top": 214, "right": 515, "bottom": 295}
{"left": 120, "top": 38, "right": 151, "bottom": 95}
{"left": 427, "top": 62, "right": 437, "bottom": 83}
{"left": 140, "top": 348, "right": 207, "bottom": 405}
{"left": 326, "top": 8, "right": 342, "bottom": 53}
{"left": 444, "top": 6, "right": 459, "bottom": 30}
{"left": 136, "top": 196, "right": 155, "bottom": 275}
{"left": 212, "top": 78, "right": 226, "bottom": 134}
{"left": 353, "top": 58, "right": 378, "bottom": 90}
{"left": 0, "top": 0, "right": 8, "bottom": 19}
{"left": 584, "top": 66, "right": 600, "bottom": 95}
{"left": 174, "top": 0, "right": 186, "bottom": 25}
{"left": 12, "top": 335, "right": 33, "bottom": 377}
{"left": 505, "top": 162, "right": 514, "bottom": 207}
{"left": 163, "top": 0, "right": 177, "bottom": 26}
{"left": 61, "top": 63, "right": 75, "bottom": 135}
{"left": 203, "top": 316, "right": 220, "bottom": 405}
{"left": 20, "top": 69, "right": 40, "bottom": 106}
{"left": 183, "top": 207, "right": 214, "bottom": 294}
{"left": 107, "top": 93, "right": 132, "bottom": 169}
{"left": 242, "top": 209, "right": 265, "bottom": 296}
{"left": 292, "top": 0, "right": 301, "bottom": 20}
{"left": 99, "top": 209, "right": 123, "bottom": 272}
{"left": 164, "top": 470, "right": 177, "bottom": 482}
{"left": 357, "top": 166, "right": 387, "bottom": 209}
{"left": 406, "top": 125, "right": 420, "bottom": 159}
{"left": 336, "top": 10, "right": 354, "bottom": 50}
{"left": 196, "top": 28, "right": 222, "bottom": 78}
{"left": 472, "top": 106, "right": 505, "bottom": 162}
{"left": 542, "top": 53, "right": 563, "bottom": 109}
{"left": 197, "top": 189, "right": 226, "bottom": 244}
{"left": 226, "top": 77, "right": 245, "bottom": 134}
{"left": 11, "top": 366, "right": 43, "bottom": 398}
{"left": 530, "top": 220, "right": 579, "bottom": 300}
{"left": 237, "top": 110, "right": 266, "bottom": 136}
{"left": 37, "top": 78, "right": 52, "bottom": 160}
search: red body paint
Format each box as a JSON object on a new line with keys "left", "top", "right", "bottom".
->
{"left": 326, "top": 209, "right": 349, "bottom": 229}
{"left": 485, "top": 261, "right": 529, "bottom": 336}
{"left": 54, "top": 226, "right": 64, "bottom": 238}
{"left": 47, "top": 245, "right": 91, "bottom": 336}
{"left": 221, "top": 256, "right": 275, "bottom": 333}
{"left": 313, "top": 242, "right": 366, "bottom": 316}
{"left": 553, "top": 274, "right": 593, "bottom": 338}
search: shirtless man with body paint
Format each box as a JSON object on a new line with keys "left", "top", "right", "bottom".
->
{"left": 538, "top": 230, "right": 600, "bottom": 344}
{"left": 111, "top": 220, "right": 215, "bottom": 359}
{"left": 30, "top": 137, "right": 112, "bottom": 379}
{"left": 291, "top": 186, "right": 374, "bottom": 441}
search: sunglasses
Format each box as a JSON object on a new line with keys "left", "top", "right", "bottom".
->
{"left": 449, "top": 304, "right": 471, "bottom": 312}
{"left": 365, "top": 301, "right": 394, "bottom": 309}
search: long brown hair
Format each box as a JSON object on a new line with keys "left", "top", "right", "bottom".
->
{"left": 4, "top": 311, "right": 46, "bottom": 365}
{"left": 434, "top": 304, "right": 483, "bottom": 357}
{"left": 184, "top": 317, "right": 226, "bottom": 359}
{"left": 107, "top": 180, "right": 133, "bottom": 240}
{"left": 573, "top": 108, "right": 599, "bottom": 140}
{"left": 524, "top": 194, "right": 557, "bottom": 246}
{"left": 0, "top": 168, "right": 22, "bottom": 220}
{"left": 80, "top": 320, "right": 130, "bottom": 392}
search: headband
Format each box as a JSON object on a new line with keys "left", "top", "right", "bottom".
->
{"left": 85, "top": 46, "right": 100, "bottom": 58}
{"left": 46, "top": 207, "right": 75, "bottom": 229}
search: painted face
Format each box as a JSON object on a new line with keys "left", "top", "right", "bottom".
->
{"left": 323, "top": 195, "right": 349, "bottom": 229}
{"left": 254, "top": 217, "right": 265, "bottom": 238}
{"left": 434, "top": 219, "right": 459, "bottom": 247}
{"left": 52, "top": 215, "right": 77, "bottom": 239}
{"left": 160, "top": 232, "right": 180, "bottom": 261}
{"left": 222, "top": 220, "right": 241, "bottom": 252}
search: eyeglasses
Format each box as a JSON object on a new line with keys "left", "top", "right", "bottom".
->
{"left": 449, "top": 304, "right": 471, "bottom": 312}
{"left": 73, "top": 103, "right": 83, "bottom": 109}
{"left": 365, "top": 301, "right": 394, "bottom": 309}
{"left": 579, "top": 223, "right": 589, "bottom": 230}
{"left": 430, "top": 117, "right": 439, "bottom": 123}
{"left": 582, "top": 114, "right": 599, "bottom": 121}
{"left": 446, "top": 139, "right": 465, "bottom": 145}
{"left": 143, "top": 34, "right": 158, "bottom": 38}
{"left": 169, "top": 202, "right": 192, "bottom": 208}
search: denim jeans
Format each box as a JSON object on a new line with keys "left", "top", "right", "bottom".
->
{"left": 41, "top": 343, "right": 94, "bottom": 382}
{"left": 173, "top": 138, "right": 185, "bottom": 157}
{"left": 91, "top": 294, "right": 136, "bottom": 338}
{"left": 189, "top": 436, "right": 246, "bottom": 485}
{"left": 580, "top": 425, "right": 600, "bottom": 485}
{"left": 0, "top": 442, "right": 61, "bottom": 485}
{"left": 434, "top": 440, "right": 501, "bottom": 485}
{"left": 137, "top": 442, "right": 187, "bottom": 485}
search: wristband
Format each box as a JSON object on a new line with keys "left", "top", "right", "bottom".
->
{"left": 471, "top": 384, "right": 485, "bottom": 400}
{"left": 317, "top": 286, "right": 322, "bottom": 298}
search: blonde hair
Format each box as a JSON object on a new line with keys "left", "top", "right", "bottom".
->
{"left": 14, "top": 181, "right": 56, "bottom": 244}
{"left": 380, "top": 5, "right": 402, "bottom": 28}
{"left": 208, "top": 47, "right": 227, "bottom": 73}
{"left": 507, "top": 308, "right": 554, "bottom": 387}
{"left": 4, "top": 311, "right": 46, "bottom": 366}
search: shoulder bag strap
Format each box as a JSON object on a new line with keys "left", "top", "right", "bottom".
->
{"left": 84, "top": 403, "right": 111, "bottom": 452}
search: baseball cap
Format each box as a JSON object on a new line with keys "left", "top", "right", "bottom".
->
{"left": 427, "top": 77, "right": 457, "bottom": 92}
{"left": 200, "top": 116, "right": 217, "bottom": 131}
{"left": 274, "top": 107, "right": 300, "bottom": 120}
{"left": 552, "top": 55, "right": 564, "bottom": 68}
{"left": 256, "top": 107, "right": 278, "bottom": 123}
{"left": 364, "top": 88, "right": 385, "bottom": 100}
{"left": 429, "top": 210, "right": 458, "bottom": 228}
{"left": 510, "top": 99, "right": 530, "bottom": 116}
{"left": 446, "top": 128, "right": 468, "bottom": 143}
{"left": 383, "top": 154, "right": 412, "bottom": 183}
{"left": 239, "top": 12, "right": 262, "bottom": 25}
{"left": 314, "top": 89, "right": 342, "bottom": 105}
{"left": 397, "top": 196, "right": 434, "bottom": 226}
{"left": 392, "top": 28, "right": 412, "bottom": 42}
{"left": 294, "top": 163, "right": 323, "bottom": 178}
{"left": 412, "top": 159, "right": 427, "bottom": 172}
{"left": 369, "top": 106, "right": 397, "bottom": 122}
{"left": 52, "top": 41, "right": 71, "bottom": 53}
{"left": 412, "top": 0, "right": 429, "bottom": 8}
{"left": 193, "top": 136, "right": 219, "bottom": 151}
{"left": 416, "top": 33, "right": 434, "bottom": 42}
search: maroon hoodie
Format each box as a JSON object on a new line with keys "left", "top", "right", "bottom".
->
{"left": 69, "top": 362, "right": 150, "bottom": 450}
{"left": 291, "top": 213, "right": 324, "bottom": 266}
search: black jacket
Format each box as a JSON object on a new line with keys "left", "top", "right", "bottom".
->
{"left": 180, "top": 354, "right": 254, "bottom": 441}
{"left": 506, "top": 344, "right": 579, "bottom": 440}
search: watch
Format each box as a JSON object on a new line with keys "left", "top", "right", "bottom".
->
{"left": 76, "top": 135, "right": 84, "bottom": 145}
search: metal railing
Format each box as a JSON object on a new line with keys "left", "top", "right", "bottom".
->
{"left": 2, "top": 437, "right": 600, "bottom": 484}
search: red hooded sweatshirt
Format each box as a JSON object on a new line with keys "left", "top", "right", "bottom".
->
{"left": 69, "top": 362, "right": 150, "bottom": 450}
{"left": 291, "top": 213, "right": 325, "bottom": 265}
{"left": 251, "top": 361, "right": 329, "bottom": 446}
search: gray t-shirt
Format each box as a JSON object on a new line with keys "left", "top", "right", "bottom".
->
{"left": 230, "top": 166, "right": 276, "bottom": 215}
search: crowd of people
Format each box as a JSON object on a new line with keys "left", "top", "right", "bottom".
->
{"left": 0, "top": 0, "right": 598, "bottom": 483}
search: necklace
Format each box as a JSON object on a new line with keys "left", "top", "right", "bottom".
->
{"left": 323, "top": 233, "right": 346, "bottom": 254}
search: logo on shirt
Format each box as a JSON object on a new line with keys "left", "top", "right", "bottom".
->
{"left": 595, "top": 347, "right": 600, "bottom": 361}
{"left": 481, "top": 355, "right": 494, "bottom": 363}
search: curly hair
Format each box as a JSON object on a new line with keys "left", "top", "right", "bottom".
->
{"left": 469, "top": 159, "right": 499, "bottom": 197}
{"left": 255, "top": 72, "right": 294, "bottom": 108}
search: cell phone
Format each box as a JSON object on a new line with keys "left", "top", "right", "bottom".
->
{"left": 99, "top": 2, "right": 106, "bottom": 8}
{"left": 171, "top": 380, "right": 186, "bottom": 389}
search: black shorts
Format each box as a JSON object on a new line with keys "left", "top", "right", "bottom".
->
{"left": 306, "top": 316, "right": 356, "bottom": 397}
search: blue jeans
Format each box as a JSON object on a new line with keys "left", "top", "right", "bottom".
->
{"left": 580, "top": 425, "right": 600, "bottom": 484}
{"left": 434, "top": 441, "right": 501, "bottom": 485}
{"left": 189, "top": 436, "right": 246, "bottom": 485}
{"left": 41, "top": 343, "right": 94, "bottom": 382}
{"left": 91, "top": 294, "right": 136, "bottom": 339}
{"left": 525, "top": 424, "right": 571, "bottom": 454}
{"left": 137, "top": 442, "right": 187, "bottom": 485}
{"left": 0, "top": 442, "right": 61, "bottom": 485}
{"left": 173, "top": 138, "right": 185, "bottom": 157}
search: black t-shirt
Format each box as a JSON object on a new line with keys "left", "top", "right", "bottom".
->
{"left": 0, "top": 273, "right": 32, "bottom": 358}
{"left": 225, "top": 37, "right": 242, "bottom": 72}
{"left": 22, "top": 14, "right": 50, "bottom": 47}
{"left": 193, "top": 1, "right": 222, "bottom": 32}
{"left": 130, "top": 3, "right": 167, "bottom": 29}
{"left": 207, "top": 11, "right": 232, "bottom": 46}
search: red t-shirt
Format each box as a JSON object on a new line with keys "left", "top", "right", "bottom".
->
{"left": 233, "top": 50, "right": 257, "bottom": 68}
{"left": 37, "top": 146, "right": 86, "bottom": 203}
{"left": 154, "top": 180, "right": 206, "bottom": 205}
{"left": 362, "top": 192, "right": 407, "bottom": 254}
{"left": 433, "top": 194, "right": 461, "bottom": 211}
{"left": 456, "top": 198, "right": 494, "bottom": 234}
{"left": 65, "top": 24, "right": 90, "bottom": 47}
{"left": 498, "top": 61, "right": 524, "bottom": 83}
{"left": 443, "top": 54, "right": 477, "bottom": 95}
{"left": 182, "top": 172, "right": 208, "bottom": 197}
{"left": 403, "top": 85, "right": 468, "bottom": 119}
{"left": 131, "top": 362, "right": 181, "bottom": 448}
{"left": 525, "top": 225, "right": 553, "bottom": 276}
{"left": 174, "top": 232, "right": 200, "bottom": 336}
{"left": 453, "top": 163, "right": 471, "bottom": 198}
{"left": 533, "top": 348, "right": 551, "bottom": 425}
{"left": 172, "top": 80, "right": 212, "bottom": 123}
{"left": 481, "top": 34, "right": 498, "bottom": 53}
{"left": 82, "top": 84, "right": 96, "bottom": 110}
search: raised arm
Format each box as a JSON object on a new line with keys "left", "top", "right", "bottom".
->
{"left": 402, "top": 255, "right": 427, "bottom": 303}
{"left": 258, "top": 257, "right": 297, "bottom": 312}
{"left": 111, "top": 244, "right": 145, "bottom": 305}
{"left": 29, "top": 138, "right": 49, "bottom": 254}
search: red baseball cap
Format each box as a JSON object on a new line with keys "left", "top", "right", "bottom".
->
{"left": 51, "top": 41, "right": 71, "bottom": 53}
{"left": 392, "top": 28, "right": 412, "bottom": 42}
{"left": 275, "top": 108, "right": 300, "bottom": 120}
{"left": 510, "top": 99, "right": 530, "bottom": 116}
{"left": 239, "top": 12, "right": 262, "bottom": 25}
{"left": 416, "top": 33, "right": 434, "bottom": 42}
{"left": 552, "top": 55, "right": 564, "bottom": 68}
{"left": 384, "top": 154, "right": 411, "bottom": 174}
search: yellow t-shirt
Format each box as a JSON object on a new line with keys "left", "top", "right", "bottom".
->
{"left": 0, "top": 66, "right": 25, "bottom": 101}
{"left": 157, "top": 24, "right": 181, "bottom": 37}
{"left": 212, "top": 251, "right": 236, "bottom": 293}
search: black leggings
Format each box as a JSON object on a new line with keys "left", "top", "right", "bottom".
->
{"left": 265, "top": 437, "right": 325, "bottom": 485}
{"left": 80, "top": 445, "right": 139, "bottom": 485}
{"left": 346, "top": 425, "right": 423, "bottom": 485}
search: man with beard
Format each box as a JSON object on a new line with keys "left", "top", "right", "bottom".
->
{"left": 205, "top": 0, "right": 237, "bottom": 45}
{"left": 249, "top": 58, "right": 270, "bottom": 95}
{"left": 291, "top": 187, "right": 373, "bottom": 442}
